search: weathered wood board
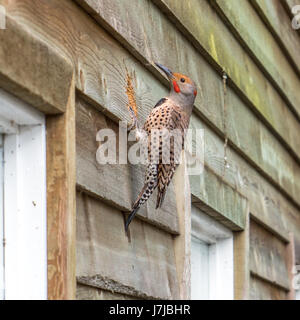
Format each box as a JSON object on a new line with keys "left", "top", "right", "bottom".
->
{"left": 234, "top": 212, "right": 250, "bottom": 300}
{"left": 286, "top": 233, "right": 296, "bottom": 299}
{"left": 189, "top": 114, "right": 300, "bottom": 246}
{"left": 251, "top": 0, "right": 300, "bottom": 76}
{"left": 76, "top": 283, "right": 138, "bottom": 300}
{"left": 173, "top": 154, "right": 192, "bottom": 299}
{"left": 281, "top": 0, "right": 300, "bottom": 24}
{"left": 150, "top": 0, "right": 300, "bottom": 160}
{"left": 190, "top": 167, "right": 247, "bottom": 231}
{"left": 76, "top": 192, "right": 180, "bottom": 299}
{"left": 250, "top": 220, "right": 290, "bottom": 290}
{"left": 250, "top": 275, "right": 287, "bottom": 300}
{"left": 0, "top": 14, "right": 73, "bottom": 114}
{"left": 47, "top": 76, "right": 76, "bottom": 299}
{"left": 212, "top": 0, "right": 300, "bottom": 119}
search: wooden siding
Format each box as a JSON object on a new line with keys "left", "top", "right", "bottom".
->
{"left": 250, "top": 220, "right": 290, "bottom": 291}
{"left": 212, "top": 0, "right": 300, "bottom": 118}
{"left": 0, "top": 14, "right": 73, "bottom": 114}
{"left": 76, "top": 191, "right": 179, "bottom": 299}
{"left": 47, "top": 77, "right": 76, "bottom": 299}
{"left": 76, "top": 98, "right": 179, "bottom": 234}
{"left": 250, "top": 275, "right": 287, "bottom": 300}
{"left": 0, "top": 0, "right": 299, "bottom": 299}
{"left": 76, "top": 283, "right": 138, "bottom": 300}
{"left": 251, "top": 0, "right": 300, "bottom": 75}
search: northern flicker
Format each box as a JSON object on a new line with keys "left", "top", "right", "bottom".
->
{"left": 125, "top": 63, "right": 197, "bottom": 231}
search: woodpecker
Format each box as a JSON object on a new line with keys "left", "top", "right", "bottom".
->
{"left": 125, "top": 63, "right": 197, "bottom": 231}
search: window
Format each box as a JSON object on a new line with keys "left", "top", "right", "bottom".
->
{"left": 191, "top": 205, "right": 234, "bottom": 300}
{"left": 295, "top": 265, "right": 300, "bottom": 300}
{"left": 0, "top": 134, "right": 4, "bottom": 300}
{"left": 296, "top": 287, "right": 300, "bottom": 300}
{"left": 0, "top": 89, "right": 47, "bottom": 300}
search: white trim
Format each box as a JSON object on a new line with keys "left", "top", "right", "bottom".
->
{"left": 208, "top": 237, "right": 234, "bottom": 300}
{"left": 0, "top": 88, "right": 44, "bottom": 126}
{"left": 295, "top": 269, "right": 300, "bottom": 300}
{"left": 191, "top": 206, "right": 234, "bottom": 300}
{"left": 0, "top": 117, "right": 18, "bottom": 134}
{"left": 0, "top": 89, "right": 47, "bottom": 300}
{"left": 191, "top": 237, "right": 209, "bottom": 299}
{"left": 192, "top": 207, "right": 232, "bottom": 243}
{"left": 0, "top": 135, "right": 4, "bottom": 300}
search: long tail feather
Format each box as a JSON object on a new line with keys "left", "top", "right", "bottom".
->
{"left": 156, "top": 187, "right": 167, "bottom": 209}
{"left": 125, "top": 182, "right": 156, "bottom": 231}
{"left": 125, "top": 207, "right": 139, "bottom": 232}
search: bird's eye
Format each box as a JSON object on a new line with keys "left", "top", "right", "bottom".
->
{"left": 180, "top": 78, "right": 185, "bottom": 83}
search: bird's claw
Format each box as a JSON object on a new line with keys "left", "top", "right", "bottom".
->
{"left": 127, "top": 120, "right": 137, "bottom": 132}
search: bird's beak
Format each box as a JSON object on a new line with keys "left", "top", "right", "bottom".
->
{"left": 155, "top": 63, "right": 174, "bottom": 79}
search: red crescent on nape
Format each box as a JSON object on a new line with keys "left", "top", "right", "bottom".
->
{"left": 173, "top": 80, "right": 181, "bottom": 93}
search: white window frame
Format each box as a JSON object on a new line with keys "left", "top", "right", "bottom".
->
{"left": 0, "top": 134, "right": 4, "bottom": 300}
{"left": 191, "top": 205, "right": 234, "bottom": 300}
{"left": 295, "top": 267, "right": 300, "bottom": 300}
{"left": 0, "top": 88, "right": 47, "bottom": 300}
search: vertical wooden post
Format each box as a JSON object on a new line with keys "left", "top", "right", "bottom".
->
{"left": 173, "top": 152, "right": 191, "bottom": 299}
{"left": 286, "top": 232, "right": 296, "bottom": 300}
{"left": 46, "top": 74, "right": 76, "bottom": 300}
{"left": 234, "top": 211, "right": 250, "bottom": 300}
